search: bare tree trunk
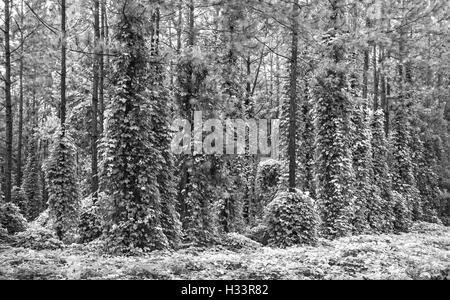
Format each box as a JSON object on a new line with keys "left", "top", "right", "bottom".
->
{"left": 3, "top": 0, "right": 13, "bottom": 202}
{"left": 60, "top": 0, "right": 67, "bottom": 129}
{"left": 16, "top": 0, "right": 25, "bottom": 187}
{"left": 362, "top": 18, "right": 370, "bottom": 100}
{"left": 373, "top": 44, "right": 379, "bottom": 110}
{"left": 288, "top": 0, "right": 299, "bottom": 192}
{"left": 176, "top": 0, "right": 182, "bottom": 54}
{"left": 380, "top": 47, "right": 387, "bottom": 113}
{"left": 91, "top": 0, "right": 100, "bottom": 201}
{"left": 99, "top": 0, "right": 106, "bottom": 134}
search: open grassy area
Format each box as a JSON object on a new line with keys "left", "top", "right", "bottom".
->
{"left": 0, "top": 222, "right": 448, "bottom": 280}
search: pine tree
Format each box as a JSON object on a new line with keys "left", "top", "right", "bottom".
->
{"left": 46, "top": 132, "right": 80, "bottom": 241}
{"left": 102, "top": 2, "right": 168, "bottom": 253}
{"left": 21, "top": 138, "right": 43, "bottom": 221}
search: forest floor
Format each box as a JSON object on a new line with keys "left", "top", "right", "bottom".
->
{"left": 0, "top": 222, "right": 449, "bottom": 280}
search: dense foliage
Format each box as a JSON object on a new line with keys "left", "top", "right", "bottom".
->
{"left": 265, "top": 190, "right": 319, "bottom": 247}
{"left": 0, "top": 0, "right": 449, "bottom": 258}
{"left": 45, "top": 133, "right": 80, "bottom": 241}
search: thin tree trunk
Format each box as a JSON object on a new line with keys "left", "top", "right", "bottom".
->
{"left": 288, "top": 0, "right": 299, "bottom": 192}
{"left": 384, "top": 54, "right": 392, "bottom": 137}
{"left": 60, "top": 0, "right": 67, "bottom": 129}
{"left": 16, "top": 0, "right": 25, "bottom": 187}
{"left": 380, "top": 48, "right": 387, "bottom": 113}
{"left": 275, "top": 52, "right": 281, "bottom": 116}
{"left": 373, "top": 44, "right": 379, "bottom": 110}
{"left": 176, "top": 0, "right": 182, "bottom": 54}
{"left": 91, "top": 0, "right": 100, "bottom": 201}
{"left": 99, "top": 0, "right": 106, "bottom": 134}
{"left": 362, "top": 18, "right": 370, "bottom": 100}
{"left": 4, "top": 0, "right": 13, "bottom": 202}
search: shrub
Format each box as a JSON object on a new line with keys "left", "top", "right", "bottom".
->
{"left": 437, "top": 193, "right": 450, "bottom": 226}
{"left": 79, "top": 206, "right": 102, "bottom": 243}
{"left": 392, "top": 191, "right": 412, "bottom": 233}
{"left": 245, "top": 224, "right": 269, "bottom": 245}
{"left": 32, "top": 209, "right": 55, "bottom": 230}
{"left": 0, "top": 224, "right": 13, "bottom": 244}
{"left": 11, "top": 186, "right": 27, "bottom": 216}
{"left": 264, "top": 190, "right": 320, "bottom": 247}
{"left": 13, "top": 226, "right": 64, "bottom": 250}
{"left": 220, "top": 232, "right": 261, "bottom": 251}
{"left": 0, "top": 202, "right": 27, "bottom": 234}
{"left": 254, "top": 160, "right": 282, "bottom": 220}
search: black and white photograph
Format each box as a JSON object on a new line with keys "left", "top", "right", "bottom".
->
{"left": 0, "top": 0, "right": 449, "bottom": 284}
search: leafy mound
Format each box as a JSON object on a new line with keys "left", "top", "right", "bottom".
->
{"left": 0, "top": 202, "right": 27, "bottom": 234}
{"left": 78, "top": 206, "right": 102, "bottom": 243}
{"left": 265, "top": 190, "right": 320, "bottom": 247}
{"left": 13, "top": 226, "right": 64, "bottom": 251}
{"left": 220, "top": 233, "right": 262, "bottom": 251}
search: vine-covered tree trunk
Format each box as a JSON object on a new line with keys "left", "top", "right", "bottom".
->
{"left": 102, "top": 0, "right": 170, "bottom": 253}
{"left": 314, "top": 0, "right": 354, "bottom": 238}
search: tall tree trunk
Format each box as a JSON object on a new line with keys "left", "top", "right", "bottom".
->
{"left": 176, "top": 0, "right": 182, "bottom": 54}
{"left": 60, "top": 0, "right": 67, "bottom": 129}
{"left": 385, "top": 69, "right": 391, "bottom": 136}
{"left": 384, "top": 17, "right": 392, "bottom": 136}
{"left": 99, "top": 0, "right": 106, "bottom": 134}
{"left": 380, "top": 47, "right": 387, "bottom": 115}
{"left": 373, "top": 44, "right": 379, "bottom": 110}
{"left": 16, "top": 0, "right": 25, "bottom": 187}
{"left": 275, "top": 52, "right": 281, "bottom": 116}
{"left": 91, "top": 0, "right": 100, "bottom": 201}
{"left": 3, "top": 0, "right": 13, "bottom": 202}
{"left": 288, "top": 0, "right": 299, "bottom": 192}
{"left": 362, "top": 18, "right": 370, "bottom": 100}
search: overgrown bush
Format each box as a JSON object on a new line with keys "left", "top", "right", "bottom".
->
{"left": 79, "top": 206, "right": 102, "bottom": 243}
{"left": 264, "top": 190, "right": 320, "bottom": 247}
{"left": 13, "top": 226, "right": 64, "bottom": 250}
{"left": 254, "top": 160, "right": 282, "bottom": 221}
{"left": 392, "top": 191, "right": 412, "bottom": 233}
{"left": 0, "top": 202, "right": 27, "bottom": 234}
{"left": 0, "top": 224, "right": 13, "bottom": 244}
{"left": 437, "top": 192, "right": 450, "bottom": 226}
{"left": 11, "top": 186, "right": 27, "bottom": 215}
{"left": 220, "top": 232, "right": 261, "bottom": 251}
{"left": 32, "top": 209, "right": 55, "bottom": 230}
{"left": 245, "top": 224, "right": 269, "bottom": 245}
